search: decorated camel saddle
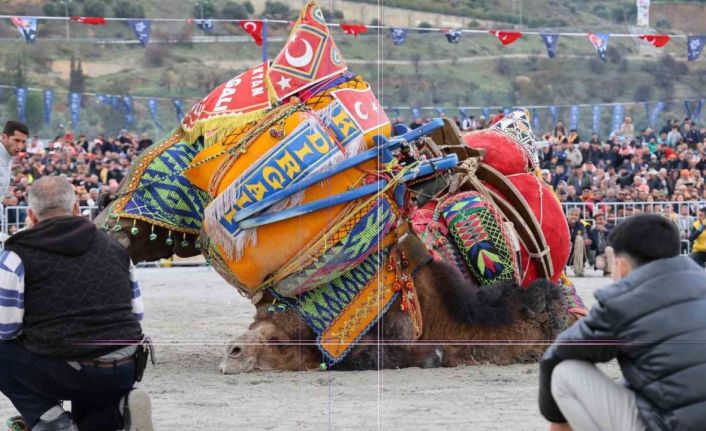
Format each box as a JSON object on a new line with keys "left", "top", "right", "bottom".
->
{"left": 100, "top": 1, "right": 584, "bottom": 365}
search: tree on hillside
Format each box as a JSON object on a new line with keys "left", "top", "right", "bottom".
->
{"left": 69, "top": 56, "right": 86, "bottom": 94}
{"left": 43, "top": 1, "right": 77, "bottom": 17}
{"left": 221, "top": 1, "right": 252, "bottom": 19}
{"left": 113, "top": 1, "right": 145, "bottom": 19}
{"left": 193, "top": 0, "right": 217, "bottom": 19}
{"left": 262, "top": 1, "right": 291, "bottom": 20}
{"left": 82, "top": 0, "right": 107, "bottom": 17}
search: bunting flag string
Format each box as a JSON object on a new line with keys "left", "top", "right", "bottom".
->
{"left": 71, "top": 16, "right": 106, "bottom": 25}
{"left": 69, "top": 92, "right": 81, "bottom": 129}
{"left": 10, "top": 17, "right": 37, "bottom": 44}
{"left": 592, "top": 105, "right": 602, "bottom": 134}
{"left": 0, "top": 13, "right": 704, "bottom": 61}
{"left": 588, "top": 32, "right": 610, "bottom": 62}
{"left": 540, "top": 33, "right": 559, "bottom": 58}
{"left": 128, "top": 19, "right": 151, "bottom": 47}
{"left": 2, "top": 82, "right": 705, "bottom": 132}
{"left": 16, "top": 87, "right": 26, "bottom": 122}
{"left": 569, "top": 105, "right": 580, "bottom": 130}
{"left": 43, "top": 89, "right": 53, "bottom": 125}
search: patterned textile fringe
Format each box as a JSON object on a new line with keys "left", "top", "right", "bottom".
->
{"left": 181, "top": 109, "right": 269, "bottom": 147}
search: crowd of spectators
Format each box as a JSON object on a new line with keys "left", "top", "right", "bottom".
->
{"left": 2, "top": 129, "right": 153, "bottom": 235}
{"left": 5, "top": 112, "right": 706, "bottom": 254}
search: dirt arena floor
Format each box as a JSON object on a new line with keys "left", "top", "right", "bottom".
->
{"left": 1, "top": 266, "right": 620, "bottom": 430}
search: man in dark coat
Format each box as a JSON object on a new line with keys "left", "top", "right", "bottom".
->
{"left": 539, "top": 214, "right": 706, "bottom": 431}
{"left": 0, "top": 176, "right": 154, "bottom": 431}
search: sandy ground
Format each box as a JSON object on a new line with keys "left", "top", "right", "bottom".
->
{"left": 1, "top": 267, "right": 618, "bottom": 430}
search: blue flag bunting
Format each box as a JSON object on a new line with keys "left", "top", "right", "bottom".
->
{"left": 123, "top": 96, "right": 134, "bottom": 127}
{"left": 481, "top": 107, "right": 491, "bottom": 119}
{"left": 196, "top": 19, "right": 213, "bottom": 32}
{"left": 445, "top": 29, "right": 462, "bottom": 44}
{"left": 16, "top": 87, "right": 27, "bottom": 123}
{"left": 128, "top": 19, "right": 151, "bottom": 47}
{"left": 69, "top": 92, "right": 81, "bottom": 129}
{"left": 569, "top": 105, "right": 580, "bottom": 130}
{"left": 261, "top": 20, "right": 269, "bottom": 63}
{"left": 687, "top": 35, "right": 706, "bottom": 62}
{"left": 390, "top": 28, "right": 408, "bottom": 46}
{"left": 611, "top": 105, "right": 624, "bottom": 135}
{"left": 548, "top": 105, "right": 559, "bottom": 125}
{"left": 111, "top": 95, "right": 121, "bottom": 110}
{"left": 684, "top": 99, "right": 704, "bottom": 120}
{"left": 391, "top": 108, "right": 401, "bottom": 119}
{"left": 173, "top": 99, "right": 184, "bottom": 123}
{"left": 458, "top": 107, "right": 469, "bottom": 120}
{"left": 695, "top": 99, "right": 705, "bottom": 120}
{"left": 43, "top": 89, "right": 53, "bottom": 126}
{"left": 10, "top": 17, "right": 37, "bottom": 44}
{"left": 96, "top": 94, "right": 112, "bottom": 106}
{"left": 148, "top": 98, "right": 163, "bottom": 131}
{"left": 435, "top": 107, "right": 445, "bottom": 117}
{"left": 530, "top": 107, "right": 540, "bottom": 132}
{"left": 589, "top": 33, "right": 610, "bottom": 62}
{"left": 503, "top": 107, "right": 511, "bottom": 116}
{"left": 540, "top": 33, "right": 559, "bottom": 58}
{"left": 592, "top": 105, "right": 602, "bottom": 134}
{"left": 648, "top": 101, "right": 665, "bottom": 128}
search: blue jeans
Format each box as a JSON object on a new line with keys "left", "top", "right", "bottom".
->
{"left": 0, "top": 340, "right": 135, "bottom": 430}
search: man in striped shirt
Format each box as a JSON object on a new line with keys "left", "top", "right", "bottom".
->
{"left": 0, "top": 176, "right": 153, "bottom": 431}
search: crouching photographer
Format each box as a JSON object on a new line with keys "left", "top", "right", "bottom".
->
{"left": 0, "top": 176, "right": 154, "bottom": 431}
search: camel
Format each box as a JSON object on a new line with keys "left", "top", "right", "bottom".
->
{"left": 97, "top": 203, "right": 572, "bottom": 374}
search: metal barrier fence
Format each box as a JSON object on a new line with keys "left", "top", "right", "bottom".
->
{"left": 2, "top": 202, "right": 702, "bottom": 253}
{"left": 561, "top": 200, "right": 703, "bottom": 255}
{"left": 1, "top": 205, "right": 101, "bottom": 242}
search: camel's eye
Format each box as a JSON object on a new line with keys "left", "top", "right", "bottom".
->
{"left": 268, "top": 337, "right": 286, "bottom": 350}
{"left": 229, "top": 346, "right": 242, "bottom": 357}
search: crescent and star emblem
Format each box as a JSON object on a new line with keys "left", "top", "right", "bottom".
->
{"left": 285, "top": 36, "right": 314, "bottom": 68}
{"left": 354, "top": 102, "right": 369, "bottom": 120}
{"left": 243, "top": 21, "right": 257, "bottom": 33}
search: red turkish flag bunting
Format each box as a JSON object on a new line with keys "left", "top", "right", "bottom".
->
{"left": 332, "top": 87, "right": 389, "bottom": 134}
{"left": 638, "top": 34, "right": 671, "bottom": 48}
{"left": 340, "top": 23, "right": 368, "bottom": 37}
{"left": 490, "top": 30, "right": 522, "bottom": 45}
{"left": 70, "top": 16, "right": 106, "bottom": 25}
{"left": 268, "top": 4, "right": 347, "bottom": 101}
{"left": 240, "top": 20, "right": 264, "bottom": 46}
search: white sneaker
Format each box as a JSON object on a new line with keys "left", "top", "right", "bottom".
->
{"left": 123, "top": 388, "right": 154, "bottom": 431}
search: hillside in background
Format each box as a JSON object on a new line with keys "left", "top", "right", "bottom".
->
{"left": 0, "top": 0, "right": 705, "bottom": 138}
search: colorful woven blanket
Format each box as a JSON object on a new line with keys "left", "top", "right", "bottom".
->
{"left": 108, "top": 130, "right": 209, "bottom": 234}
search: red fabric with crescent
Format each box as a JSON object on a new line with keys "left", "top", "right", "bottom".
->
{"left": 638, "top": 34, "right": 670, "bottom": 48}
{"left": 490, "top": 30, "right": 522, "bottom": 46}
{"left": 180, "top": 62, "right": 271, "bottom": 132}
{"left": 268, "top": 5, "right": 347, "bottom": 101}
{"left": 240, "top": 20, "right": 264, "bottom": 46}
{"left": 332, "top": 87, "right": 390, "bottom": 133}
{"left": 340, "top": 23, "right": 368, "bottom": 37}
{"left": 463, "top": 130, "right": 531, "bottom": 175}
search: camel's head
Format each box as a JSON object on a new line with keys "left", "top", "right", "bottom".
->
{"left": 219, "top": 296, "right": 320, "bottom": 374}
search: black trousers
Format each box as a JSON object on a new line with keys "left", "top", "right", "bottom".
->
{"left": 0, "top": 340, "right": 134, "bottom": 430}
{"left": 690, "top": 251, "right": 706, "bottom": 267}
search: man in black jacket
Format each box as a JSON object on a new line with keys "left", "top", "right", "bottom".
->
{"left": 0, "top": 177, "right": 153, "bottom": 431}
{"left": 539, "top": 214, "right": 706, "bottom": 431}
